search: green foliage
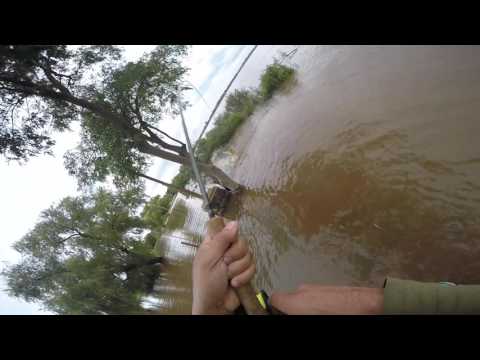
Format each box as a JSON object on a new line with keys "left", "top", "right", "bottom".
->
{"left": 259, "top": 62, "right": 295, "bottom": 101}
{"left": 144, "top": 232, "right": 158, "bottom": 249}
{"left": 64, "top": 112, "right": 149, "bottom": 189}
{"left": 196, "top": 111, "right": 246, "bottom": 163}
{"left": 1, "top": 186, "right": 164, "bottom": 314}
{"left": 141, "top": 194, "right": 175, "bottom": 230}
{"left": 141, "top": 165, "right": 192, "bottom": 236}
{"left": 225, "top": 89, "right": 259, "bottom": 114}
{"left": 61, "top": 46, "right": 190, "bottom": 190}
{"left": 102, "top": 45, "right": 189, "bottom": 124}
{"left": 0, "top": 45, "right": 189, "bottom": 177}
{"left": 0, "top": 45, "right": 123, "bottom": 161}
{"left": 171, "top": 165, "right": 192, "bottom": 190}
{"left": 195, "top": 89, "right": 259, "bottom": 164}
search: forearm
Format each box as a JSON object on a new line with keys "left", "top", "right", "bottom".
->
{"left": 301, "top": 286, "right": 384, "bottom": 315}
{"left": 331, "top": 287, "right": 384, "bottom": 314}
{"left": 270, "top": 284, "right": 384, "bottom": 315}
{"left": 272, "top": 278, "right": 480, "bottom": 315}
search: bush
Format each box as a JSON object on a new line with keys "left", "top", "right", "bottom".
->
{"left": 259, "top": 62, "right": 295, "bottom": 101}
{"left": 141, "top": 194, "right": 174, "bottom": 230}
{"left": 195, "top": 88, "right": 263, "bottom": 164}
{"left": 225, "top": 89, "right": 259, "bottom": 114}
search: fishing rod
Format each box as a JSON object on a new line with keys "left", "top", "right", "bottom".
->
{"left": 178, "top": 99, "right": 268, "bottom": 315}
{"left": 193, "top": 45, "right": 258, "bottom": 151}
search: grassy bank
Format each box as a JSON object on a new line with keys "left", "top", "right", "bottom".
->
{"left": 143, "top": 61, "right": 296, "bottom": 236}
{"left": 195, "top": 62, "right": 295, "bottom": 164}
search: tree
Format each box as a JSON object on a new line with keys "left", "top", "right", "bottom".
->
{"left": 0, "top": 45, "right": 239, "bottom": 189}
{"left": 142, "top": 194, "right": 176, "bottom": 230}
{"left": 63, "top": 119, "right": 202, "bottom": 199}
{"left": 1, "top": 186, "right": 164, "bottom": 314}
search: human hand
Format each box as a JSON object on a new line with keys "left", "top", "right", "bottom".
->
{"left": 270, "top": 284, "right": 384, "bottom": 315}
{"left": 192, "top": 218, "right": 256, "bottom": 315}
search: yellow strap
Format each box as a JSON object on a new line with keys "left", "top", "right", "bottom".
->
{"left": 256, "top": 292, "right": 267, "bottom": 309}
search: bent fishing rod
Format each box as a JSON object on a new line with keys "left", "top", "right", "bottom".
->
{"left": 178, "top": 99, "right": 271, "bottom": 315}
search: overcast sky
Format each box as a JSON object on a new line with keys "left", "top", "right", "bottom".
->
{"left": 0, "top": 45, "right": 253, "bottom": 315}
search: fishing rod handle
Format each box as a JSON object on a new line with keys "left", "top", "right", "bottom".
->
{"left": 207, "top": 216, "right": 268, "bottom": 315}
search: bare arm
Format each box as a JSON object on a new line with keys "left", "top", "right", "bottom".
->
{"left": 270, "top": 284, "right": 384, "bottom": 315}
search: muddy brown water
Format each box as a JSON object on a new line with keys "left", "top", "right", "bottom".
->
{"left": 149, "top": 46, "right": 480, "bottom": 314}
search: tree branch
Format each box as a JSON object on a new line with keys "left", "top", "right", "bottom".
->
{"left": 7, "top": 95, "right": 25, "bottom": 128}
{"left": 8, "top": 76, "right": 184, "bottom": 157}
{"left": 38, "top": 64, "right": 73, "bottom": 97}
{"left": 133, "top": 90, "right": 143, "bottom": 123}
{"left": 0, "top": 72, "right": 187, "bottom": 157}
{"left": 138, "top": 120, "right": 186, "bottom": 154}
{"left": 49, "top": 68, "right": 74, "bottom": 81}
{"left": 132, "top": 82, "right": 185, "bottom": 148}
{"left": 54, "top": 223, "right": 98, "bottom": 242}
{"left": 144, "top": 122, "right": 185, "bottom": 146}
{"left": 57, "top": 232, "right": 81, "bottom": 244}
{"left": 0, "top": 72, "right": 133, "bottom": 135}
{"left": 136, "top": 172, "right": 202, "bottom": 199}
{"left": 137, "top": 141, "right": 240, "bottom": 190}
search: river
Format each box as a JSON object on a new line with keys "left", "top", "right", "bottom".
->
{"left": 149, "top": 45, "right": 480, "bottom": 314}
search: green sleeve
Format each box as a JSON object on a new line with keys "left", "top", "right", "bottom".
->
{"left": 383, "top": 277, "right": 480, "bottom": 314}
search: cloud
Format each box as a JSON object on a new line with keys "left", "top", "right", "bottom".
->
{"left": 196, "top": 46, "right": 248, "bottom": 95}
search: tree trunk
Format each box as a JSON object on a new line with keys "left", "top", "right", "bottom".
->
{"left": 74, "top": 93, "right": 240, "bottom": 191}
{"left": 137, "top": 141, "right": 241, "bottom": 191}
{"left": 0, "top": 75, "right": 241, "bottom": 190}
{"left": 74, "top": 94, "right": 240, "bottom": 190}
{"left": 123, "top": 256, "right": 164, "bottom": 273}
{"left": 137, "top": 172, "right": 203, "bottom": 199}
{"left": 197, "top": 162, "right": 241, "bottom": 191}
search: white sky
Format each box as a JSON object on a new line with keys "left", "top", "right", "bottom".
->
{"left": 0, "top": 45, "right": 253, "bottom": 314}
